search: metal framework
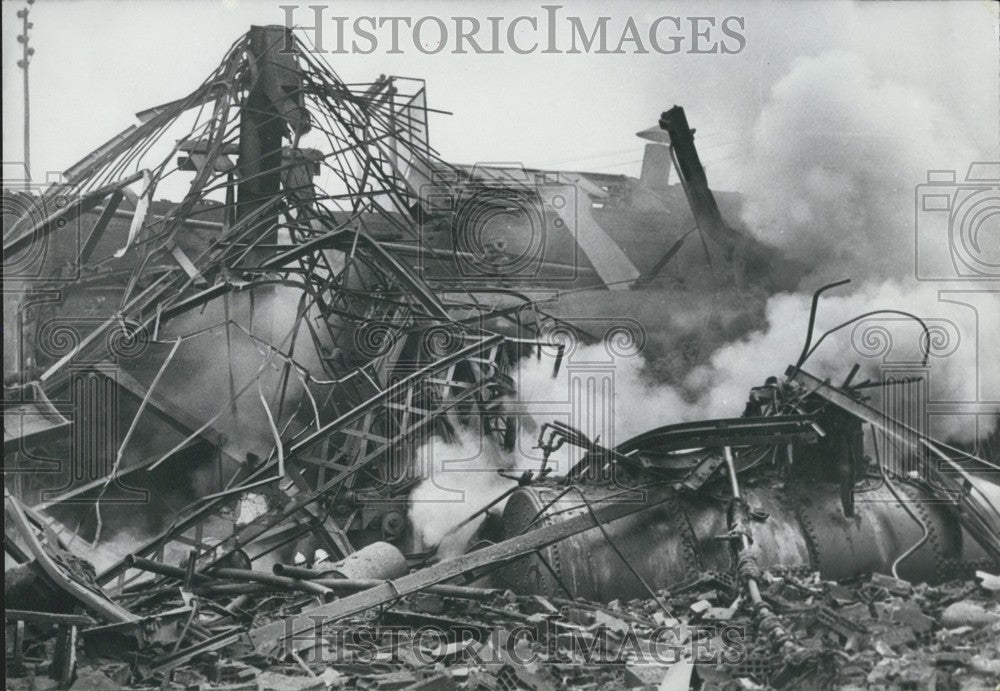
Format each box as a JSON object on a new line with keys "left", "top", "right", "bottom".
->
{"left": 4, "top": 26, "right": 537, "bottom": 595}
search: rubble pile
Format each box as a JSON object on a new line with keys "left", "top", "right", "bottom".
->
{"left": 6, "top": 559, "right": 1000, "bottom": 690}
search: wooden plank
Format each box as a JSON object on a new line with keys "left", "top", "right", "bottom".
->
{"left": 248, "top": 486, "right": 672, "bottom": 656}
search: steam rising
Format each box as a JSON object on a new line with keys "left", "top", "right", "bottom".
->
{"left": 62, "top": 49, "right": 993, "bottom": 563}
{"left": 725, "top": 49, "right": 997, "bottom": 441}
{"left": 407, "top": 49, "right": 997, "bottom": 554}
{"left": 518, "top": 282, "right": 997, "bottom": 446}
{"left": 737, "top": 50, "right": 977, "bottom": 284}
{"left": 408, "top": 430, "right": 517, "bottom": 559}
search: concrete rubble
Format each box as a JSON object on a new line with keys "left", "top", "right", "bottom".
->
{"left": 6, "top": 565, "right": 1000, "bottom": 689}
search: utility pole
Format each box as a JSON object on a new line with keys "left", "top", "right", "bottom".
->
{"left": 16, "top": 0, "right": 36, "bottom": 189}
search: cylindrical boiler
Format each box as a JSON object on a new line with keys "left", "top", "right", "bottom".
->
{"left": 498, "top": 481, "right": 990, "bottom": 601}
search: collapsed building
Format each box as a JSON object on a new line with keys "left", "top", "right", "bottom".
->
{"left": 3, "top": 26, "right": 1000, "bottom": 690}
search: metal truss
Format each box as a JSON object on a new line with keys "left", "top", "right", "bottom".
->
{"left": 3, "top": 26, "right": 529, "bottom": 591}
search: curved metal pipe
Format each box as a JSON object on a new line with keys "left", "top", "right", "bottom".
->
{"left": 869, "top": 424, "right": 929, "bottom": 579}
{"left": 794, "top": 278, "right": 851, "bottom": 372}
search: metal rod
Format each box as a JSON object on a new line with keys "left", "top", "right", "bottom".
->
{"left": 271, "top": 566, "right": 501, "bottom": 601}
{"left": 869, "top": 424, "right": 929, "bottom": 579}
{"left": 18, "top": 2, "right": 32, "bottom": 187}
{"left": 793, "top": 279, "right": 851, "bottom": 372}
{"left": 722, "top": 447, "right": 762, "bottom": 604}
{"left": 272, "top": 564, "right": 332, "bottom": 580}
{"left": 124, "top": 555, "right": 334, "bottom": 601}
{"left": 123, "top": 555, "right": 214, "bottom": 584}
{"left": 193, "top": 583, "right": 274, "bottom": 596}
{"left": 205, "top": 568, "right": 335, "bottom": 602}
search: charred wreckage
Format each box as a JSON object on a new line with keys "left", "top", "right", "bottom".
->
{"left": 3, "top": 26, "right": 1000, "bottom": 691}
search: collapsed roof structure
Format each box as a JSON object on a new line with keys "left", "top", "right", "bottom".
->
{"left": 4, "top": 25, "right": 1000, "bottom": 690}
{"left": 5, "top": 25, "right": 525, "bottom": 570}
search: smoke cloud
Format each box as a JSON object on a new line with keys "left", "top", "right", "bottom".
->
{"left": 407, "top": 48, "right": 997, "bottom": 551}
{"left": 514, "top": 277, "right": 997, "bottom": 462}
{"left": 736, "top": 49, "right": 978, "bottom": 284}
{"left": 511, "top": 48, "right": 997, "bottom": 458}
{"left": 407, "top": 429, "right": 518, "bottom": 558}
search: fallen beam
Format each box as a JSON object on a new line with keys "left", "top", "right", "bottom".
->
{"left": 79, "top": 189, "right": 124, "bottom": 264}
{"left": 4, "top": 609, "right": 96, "bottom": 627}
{"left": 3, "top": 172, "right": 145, "bottom": 257}
{"left": 271, "top": 565, "right": 500, "bottom": 600}
{"left": 5, "top": 488, "right": 139, "bottom": 625}
{"left": 658, "top": 105, "right": 738, "bottom": 255}
{"left": 247, "top": 485, "right": 675, "bottom": 656}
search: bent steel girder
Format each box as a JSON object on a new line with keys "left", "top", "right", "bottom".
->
{"left": 5, "top": 488, "right": 138, "bottom": 624}
{"left": 97, "top": 333, "right": 508, "bottom": 590}
{"left": 9, "top": 26, "right": 464, "bottom": 387}
{"left": 3, "top": 26, "right": 526, "bottom": 585}
{"left": 787, "top": 367, "right": 1000, "bottom": 564}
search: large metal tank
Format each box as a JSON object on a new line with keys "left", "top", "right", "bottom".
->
{"left": 499, "top": 481, "right": 989, "bottom": 601}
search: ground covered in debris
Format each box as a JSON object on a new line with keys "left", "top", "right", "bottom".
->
{"left": 7, "top": 569, "right": 999, "bottom": 690}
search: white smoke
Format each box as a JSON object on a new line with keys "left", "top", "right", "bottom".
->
{"left": 691, "top": 281, "right": 997, "bottom": 441}
{"left": 412, "top": 47, "right": 998, "bottom": 551}
{"left": 511, "top": 278, "right": 998, "bottom": 462}
{"left": 407, "top": 429, "right": 518, "bottom": 559}
{"left": 510, "top": 50, "right": 996, "bottom": 457}
{"left": 736, "top": 50, "right": 979, "bottom": 284}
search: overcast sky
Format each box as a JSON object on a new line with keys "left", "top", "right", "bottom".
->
{"left": 2, "top": 0, "right": 997, "bottom": 192}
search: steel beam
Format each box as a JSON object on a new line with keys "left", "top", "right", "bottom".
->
{"left": 248, "top": 485, "right": 675, "bottom": 656}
